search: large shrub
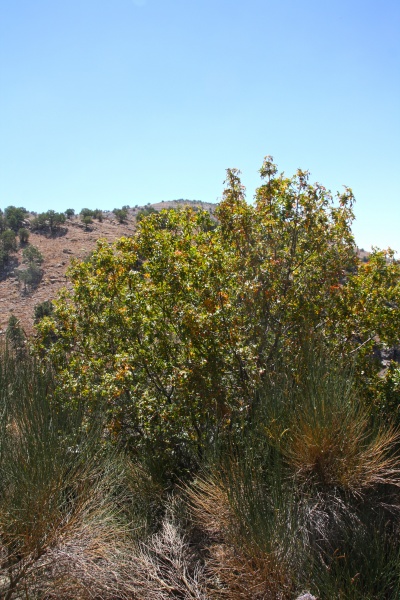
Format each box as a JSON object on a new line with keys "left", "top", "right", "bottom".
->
{"left": 36, "top": 157, "right": 400, "bottom": 465}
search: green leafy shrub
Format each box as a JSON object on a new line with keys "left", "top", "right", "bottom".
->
{"left": 113, "top": 207, "right": 128, "bottom": 223}
{"left": 36, "top": 157, "right": 400, "bottom": 472}
{"left": 18, "top": 227, "right": 29, "bottom": 245}
{"left": 34, "top": 299, "right": 54, "bottom": 322}
{"left": 4, "top": 206, "right": 28, "bottom": 232}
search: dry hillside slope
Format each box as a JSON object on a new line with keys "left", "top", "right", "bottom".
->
{"left": 0, "top": 201, "right": 215, "bottom": 335}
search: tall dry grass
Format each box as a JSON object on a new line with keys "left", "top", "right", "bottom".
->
{"left": 186, "top": 344, "right": 400, "bottom": 599}
{"left": 187, "top": 470, "right": 299, "bottom": 599}
{"left": 0, "top": 346, "right": 141, "bottom": 599}
{"left": 1, "top": 340, "right": 400, "bottom": 598}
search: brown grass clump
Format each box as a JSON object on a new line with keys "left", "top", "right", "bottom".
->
{"left": 0, "top": 465, "right": 141, "bottom": 600}
{"left": 0, "top": 482, "right": 209, "bottom": 600}
{"left": 187, "top": 476, "right": 232, "bottom": 541}
{"left": 285, "top": 407, "right": 400, "bottom": 494}
{"left": 206, "top": 543, "right": 292, "bottom": 600}
{"left": 133, "top": 512, "right": 208, "bottom": 600}
{"left": 187, "top": 475, "right": 295, "bottom": 600}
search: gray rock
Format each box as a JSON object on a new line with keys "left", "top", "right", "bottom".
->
{"left": 296, "top": 594, "right": 317, "bottom": 600}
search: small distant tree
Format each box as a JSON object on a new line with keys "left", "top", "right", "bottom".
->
{"left": 113, "top": 208, "right": 128, "bottom": 224}
{"left": 80, "top": 208, "right": 94, "bottom": 218}
{"left": 4, "top": 206, "right": 28, "bottom": 232}
{"left": 0, "top": 248, "right": 8, "bottom": 270}
{"left": 1, "top": 230, "right": 17, "bottom": 255}
{"left": 30, "top": 211, "right": 65, "bottom": 233}
{"left": 30, "top": 214, "right": 47, "bottom": 231}
{"left": 0, "top": 210, "right": 6, "bottom": 233}
{"left": 17, "top": 245, "right": 44, "bottom": 293}
{"left": 18, "top": 228, "right": 30, "bottom": 245}
{"left": 65, "top": 208, "right": 75, "bottom": 219}
{"left": 80, "top": 209, "right": 94, "bottom": 230}
{"left": 81, "top": 215, "right": 93, "bottom": 230}
{"left": 0, "top": 226, "right": 17, "bottom": 270}
{"left": 45, "top": 210, "right": 66, "bottom": 233}
{"left": 93, "top": 209, "right": 103, "bottom": 222}
{"left": 6, "top": 314, "right": 26, "bottom": 352}
{"left": 34, "top": 300, "right": 54, "bottom": 323}
{"left": 40, "top": 210, "right": 65, "bottom": 233}
{"left": 17, "top": 263, "right": 43, "bottom": 293}
{"left": 22, "top": 245, "right": 44, "bottom": 265}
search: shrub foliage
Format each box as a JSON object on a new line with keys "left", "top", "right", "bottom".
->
{"left": 36, "top": 157, "right": 400, "bottom": 461}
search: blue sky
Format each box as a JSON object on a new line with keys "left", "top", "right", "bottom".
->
{"left": 1, "top": 0, "right": 399, "bottom": 251}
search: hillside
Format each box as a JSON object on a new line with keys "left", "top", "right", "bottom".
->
{"left": 0, "top": 201, "right": 215, "bottom": 335}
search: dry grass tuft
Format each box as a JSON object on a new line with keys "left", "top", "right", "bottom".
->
{"left": 186, "top": 476, "right": 232, "bottom": 541}
{"left": 133, "top": 512, "right": 208, "bottom": 600}
{"left": 206, "top": 543, "right": 293, "bottom": 600}
{"left": 285, "top": 409, "right": 400, "bottom": 494}
{"left": 187, "top": 475, "right": 295, "bottom": 600}
{"left": 0, "top": 468, "right": 140, "bottom": 599}
{"left": 0, "top": 477, "right": 208, "bottom": 600}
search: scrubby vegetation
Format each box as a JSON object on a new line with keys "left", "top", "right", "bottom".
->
{"left": 2, "top": 156, "right": 400, "bottom": 597}
{"left": 16, "top": 245, "right": 44, "bottom": 293}
{"left": 31, "top": 210, "right": 66, "bottom": 234}
{"left": 0, "top": 229, "right": 18, "bottom": 273}
{"left": 80, "top": 208, "right": 104, "bottom": 226}
{"left": 113, "top": 207, "right": 129, "bottom": 223}
{"left": 136, "top": 204, "right": 158, "bottom": 221}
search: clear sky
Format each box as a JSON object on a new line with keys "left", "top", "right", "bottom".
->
{"left": 1, "top": 0, "right": 399, "bottom": 251}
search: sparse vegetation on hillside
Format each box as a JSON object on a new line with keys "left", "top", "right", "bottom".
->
{"left": 31, "top": 210, "right": 66, "bottom": 234}
{"left": 16, "top": 245, "right": 44, "bottom": 293}
{"left": 18, "top": 227, "right": 30, "bottom": 245}
{"left": 0, "top": 204, "right": 141, "bottom": 331}
{"left": 113, "top": 206, "right": 129, "bottom": 223}
{"left": 0, "top": 230, "right": 17, "bottom": 274}
{"left": 3, "top": 206, "right": 28, "bottom": 232}
{"left": 136, "top": 204, "right": 158, "bottom": 221}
